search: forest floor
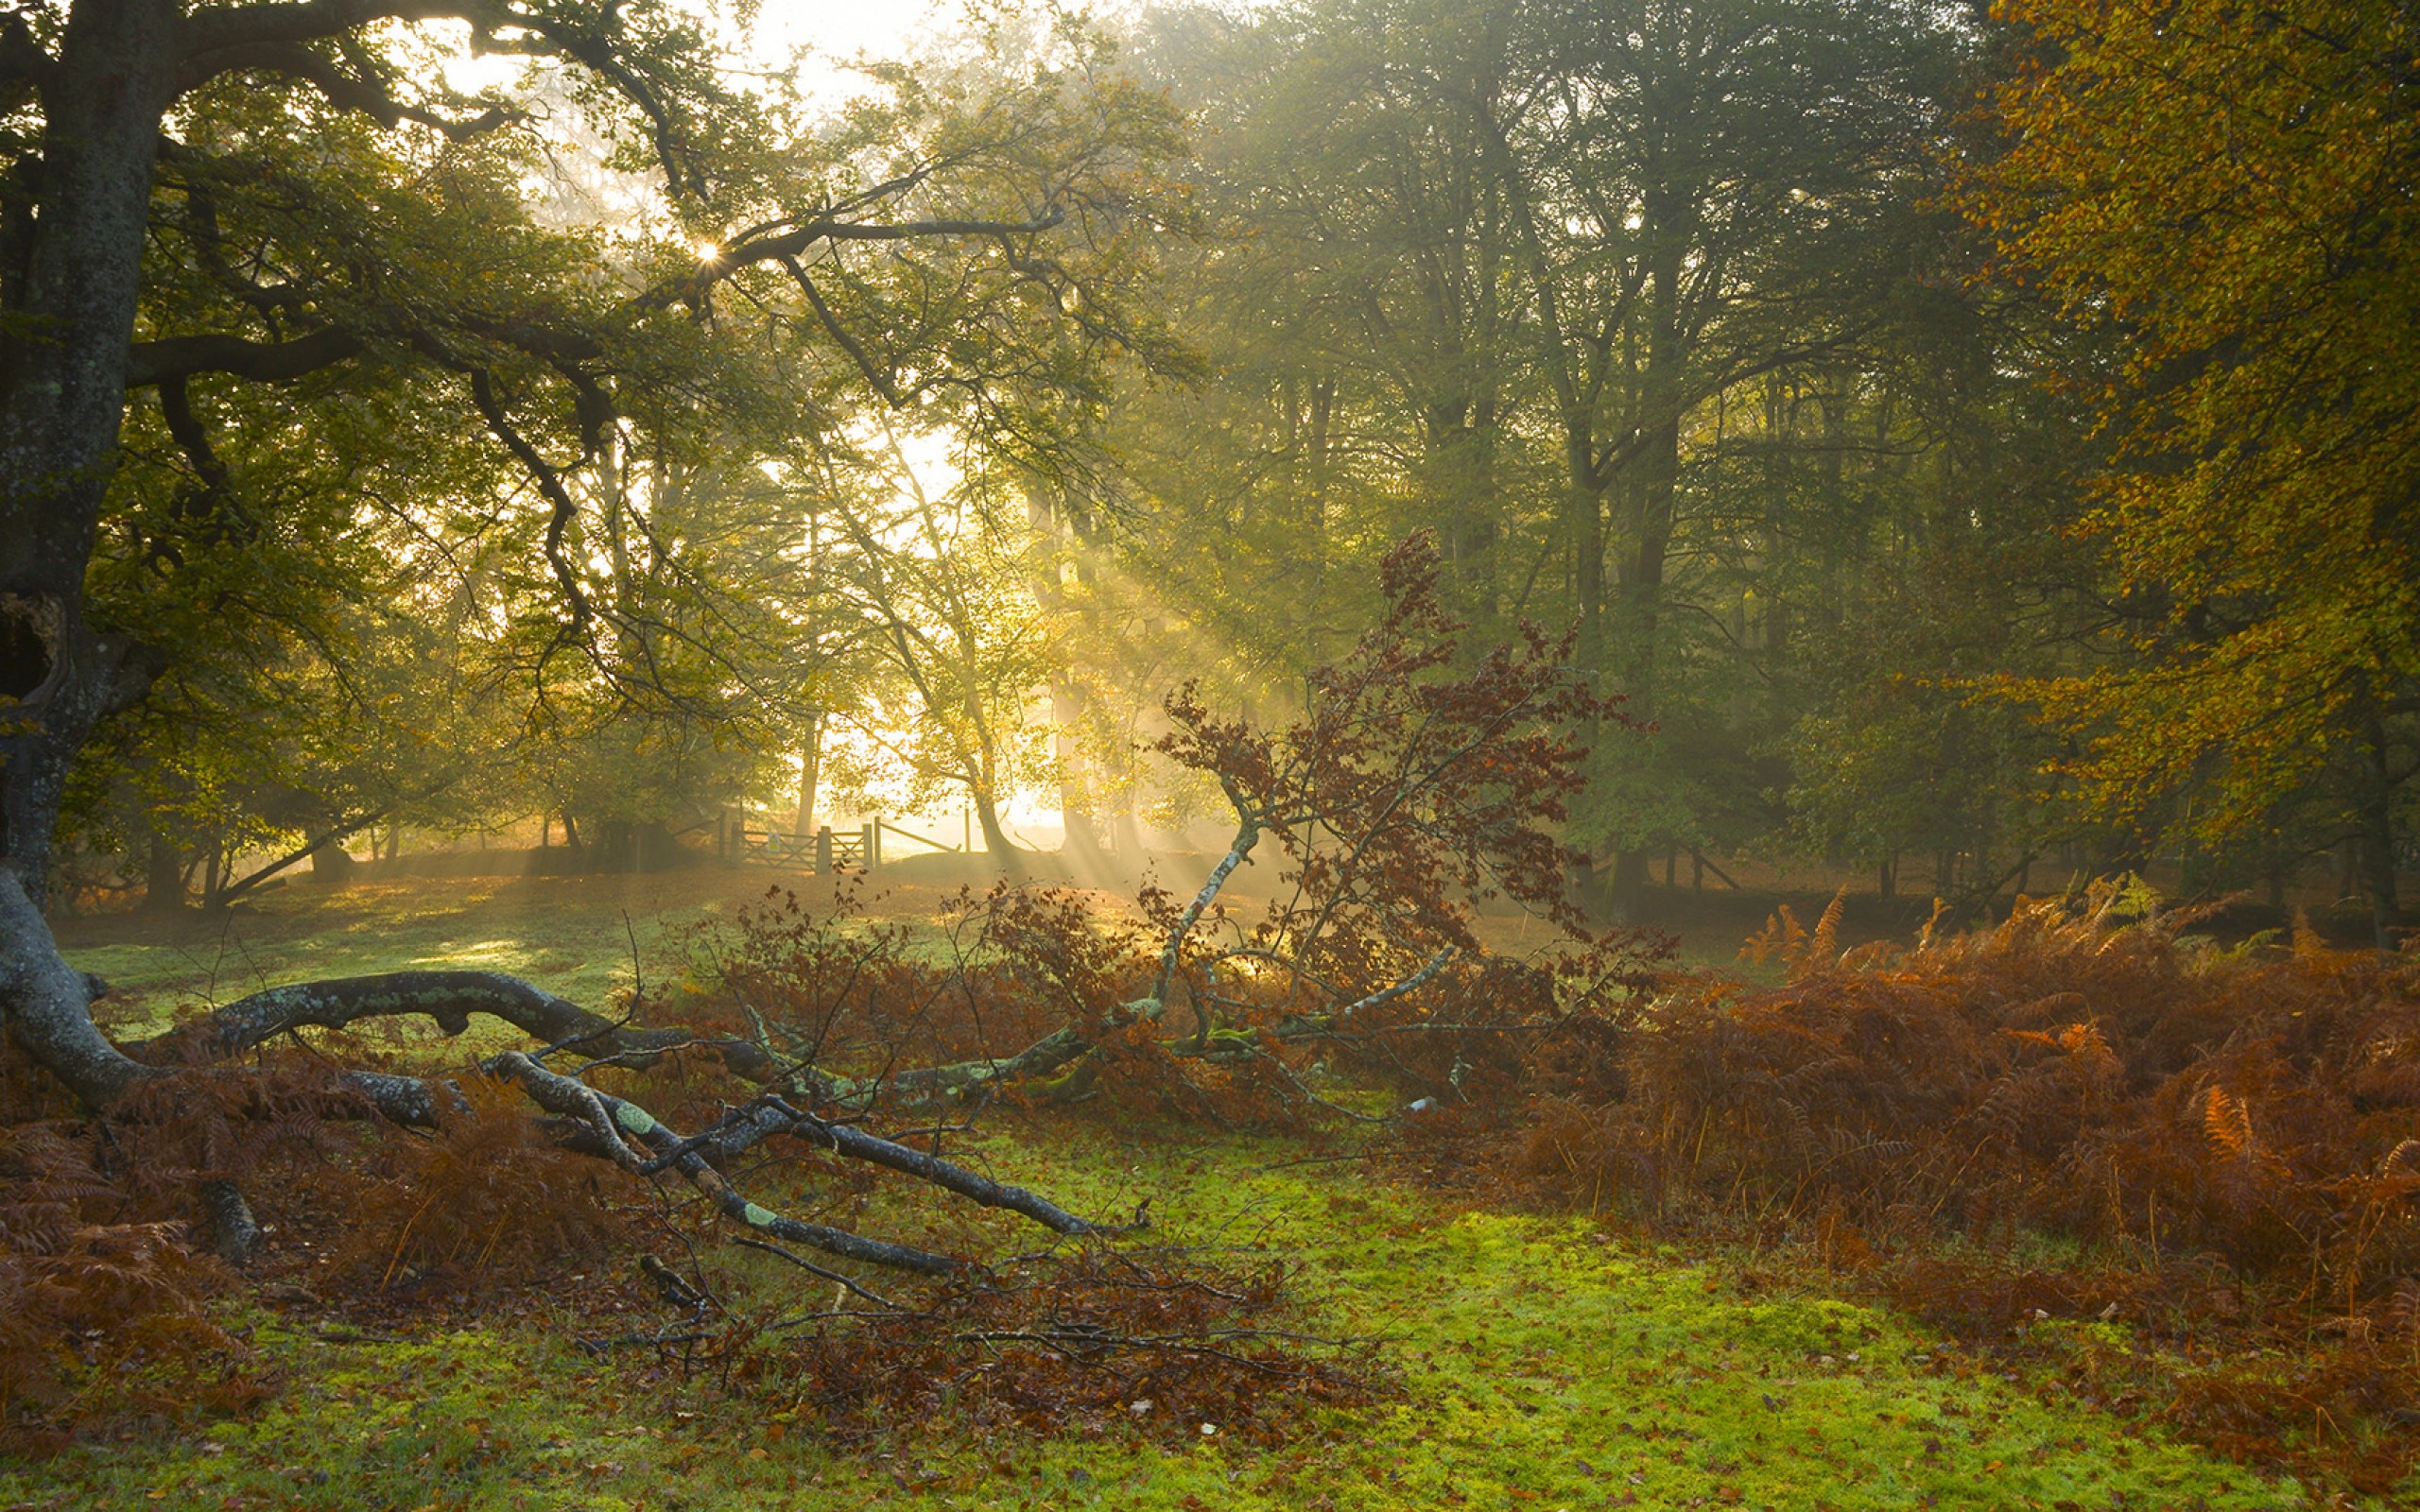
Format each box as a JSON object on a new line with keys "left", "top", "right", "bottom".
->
{"left": 47, "top": 858, "right": 1771, "bottom": 1035}
{"left": 8, "top": 869, "right": 2391, "bottom": 1510}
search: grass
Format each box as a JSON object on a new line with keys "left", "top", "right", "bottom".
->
{"left": 4, "top": 871, "right": 2357, "bottom": 1509}
{"left": 53, "top": 863, "right": 1760, "bottom": 1030}
{"left": 0, "top": 1132, "right": 2309, "bottom": 1511}
{"left": 52, "top": 868, "right": 945, "bottom": 1035}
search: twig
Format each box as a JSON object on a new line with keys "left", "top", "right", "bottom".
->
{"left": 730, "top": 1236, "right": 900, "bottom": 1310}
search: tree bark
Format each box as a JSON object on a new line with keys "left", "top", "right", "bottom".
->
{"left": 1052, "top": 679, "right": 1102, "bottom": 858}
{"left": 973, "top": 791, "right": 1016, "bottom": 860}
{"left": 143, "top": 820, "right": 185, "bottom": 913}
{"left": 0, "top": 0, "right": 181, "bottom": 901}
{"left": 1609, "top": 848, "right": 1651, "bottom": 923}
{"left": 0, "top": 869, "right": 150, "bottom": 1108}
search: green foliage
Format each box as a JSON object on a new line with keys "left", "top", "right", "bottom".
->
{"left": 1104, "top": 0, "right": 2115, "bottom": 908}
{"left": 25, "top": 2, "right": 1198, "bottom": 891}
{"left": 1963, "top": 0, "right": 2420, "bottom": 907}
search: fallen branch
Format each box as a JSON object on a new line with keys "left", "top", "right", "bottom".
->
{"left": 144, "top": 970, "right": 778, "bottom": 1081}
{"left": 488, "top": 1051, "right": 963, "bottom": 1274}
{"left": 1330, "top": 946, "right": 1459, "bottom": 1026}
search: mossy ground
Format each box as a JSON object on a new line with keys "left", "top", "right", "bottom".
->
{"left": 6, "top": 873, "right": 2366, "bottom": 1509}
{"left": 50, "top": 862, "right": 1758, "bottom": 1037}
{"left": 51, "top": 869, "right": 822, "bottom": 1033}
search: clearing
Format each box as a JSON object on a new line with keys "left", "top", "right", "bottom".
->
{"left": 6, "top": 869, "right": 2358, "bottom": 1510}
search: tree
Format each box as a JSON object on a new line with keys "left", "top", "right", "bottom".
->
{"left": 1150, "top": 532, "right": 1659, "bottom": 1057}
{"left": 1492, "top": 0, "right": 1957, "bottom": 916}
{"left": 1962, "top": 0, "right": 2420, "bottom": 942}
{"left": 1109, "top": 0, "right": 1962, "bottom": 918}
{"left": 734, "top": 532, "right": 1664, "bottom": 1115}
{"left": 815, "top": 430, "right": 1059, "bottom": 859}
{"left": 0, "top": 0, "right": 1189, "bottom": 1266}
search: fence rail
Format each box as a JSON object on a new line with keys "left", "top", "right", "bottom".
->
{"left": 724, "top": 812, "right": 947, "bottom": 873}
{"left": 876, "top": 819, "right": 961, "bottom": 855}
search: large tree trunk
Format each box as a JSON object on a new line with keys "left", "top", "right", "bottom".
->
{"left": 0, "top": 5, "right": 182, "bottom": 1109}
{"left": 1582, "top": 193, "right": 1686, "bottom": 932}
{"left": 143, "top": 820, "right": 185, "bottom": 913}
{"left": 1609, "top": 848, "right": 1651, "bottom": 924}
{"left": 973, "top": 791, "right": 1017, "bottom": 860}
{"left": 0, "top": 870, "right": 148, "bottom": 1108}
{"left": 1052, "top": 680, "right": 1102, "bottom": 858}
{"left": 0, "top": 1, "right": 179, "bottom": 904}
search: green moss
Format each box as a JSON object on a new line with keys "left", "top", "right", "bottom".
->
{"left": 0, "top": 1129, "right": 2344, "bottom": 1510}
{"left": 11, "top": 876, "right": 2378, "bottom": 1508}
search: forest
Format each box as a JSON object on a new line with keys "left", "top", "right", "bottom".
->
{"left": 1, "top": 0, "right": 2416, "bottom": 1507}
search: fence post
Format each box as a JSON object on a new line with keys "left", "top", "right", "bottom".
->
{"left": 860, "top": 822, "right": 876, "bottom": 873}
{"left": 815, "top": 825, "right": 834, "bottom": 874}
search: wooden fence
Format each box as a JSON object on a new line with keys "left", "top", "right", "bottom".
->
{"left": 719, "top": 813, "right": 965, "bottom": 873}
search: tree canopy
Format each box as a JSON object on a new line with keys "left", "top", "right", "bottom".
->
{"left": 1962, "top": 0, "right": 2420, "bottom": 938}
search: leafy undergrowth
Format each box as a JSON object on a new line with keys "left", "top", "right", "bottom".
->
{"left": 1464, "top": 882, "right": 2420, "bottom": 1503}
{"left": 0, "top": 1118, "right": 2320, "bottom": 1511}
{"left": 15, "top": 870, "right": 2406, "bottom": 1507}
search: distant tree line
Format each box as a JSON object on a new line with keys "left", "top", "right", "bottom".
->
{"left": 1084, "top": 0, "right": 2420, "bottom": 936}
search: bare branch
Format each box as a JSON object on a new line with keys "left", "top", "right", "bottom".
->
{"left": 137, "top": 969, "right": 777, "bottom": 1081}
{"left": 640, "top": 209, "right": 1069, "bottom": 312}
{"left": 182, "top": 0, "right": 486, "bottom": 63}
{"left": 1331, "top": 946, "right": 1459, "bottom": 1026}
{"left": 1150, "top": 773, "right": 1260, "bottom": 1005}
{"left": 459, "top": 362, "right": 592, "bottom": 636}
{"left": 488, "top": 1052, "right": 962, "bottom": 1274}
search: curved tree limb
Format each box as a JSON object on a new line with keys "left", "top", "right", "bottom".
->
{"left": 182, "top": 0, "right": 476, "bottom": 61}
{"left": 125, "top": 329, "right": 367, "bottom": 388}
{"left": 653, "top": 1090, "right": 1097, "bottom": 1236}
{"left": 794, "top": 1021, "right": 1100, "bottom": 1111}
{"left": 138, "top": 968, "right": 778, "bottom": 1080}
{"left": 0, "top": 868, "right": 150, "bottom": 1108}
{"left": 176, "top": 37, "right": 518, "bottom": 138}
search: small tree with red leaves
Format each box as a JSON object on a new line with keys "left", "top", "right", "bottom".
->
{"left": 1135, "top": 532, "right": 1665, "bottom": 1100}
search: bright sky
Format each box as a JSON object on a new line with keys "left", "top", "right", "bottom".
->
{"left": 438, "top": 2, "right": 959, "bottom": 108}
{"left": 440, "top": 2, "right": 1137, "bottom": 840}
{"left": 750, "top": 0, "right": 958, "bottom": 100}
{"left": 753, "top": 0, "right": 947, "bottom": 55}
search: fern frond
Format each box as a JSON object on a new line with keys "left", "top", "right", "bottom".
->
{"left": 1806, "top": 888, "right": 1847, "bottom": 973}
{"left": 2203, "top": 1088, "right": 2256, "bottom": 1160}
